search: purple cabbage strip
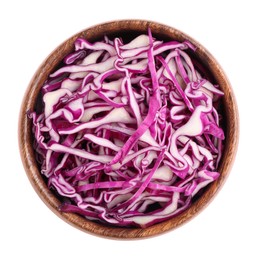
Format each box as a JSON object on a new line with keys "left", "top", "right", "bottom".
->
{"left": 29, "top": 29, "right": 225, "bottom": 228}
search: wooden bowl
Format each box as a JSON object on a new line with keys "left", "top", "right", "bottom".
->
{"left": 18, "top": 20, "right": 239, "bottom": 239}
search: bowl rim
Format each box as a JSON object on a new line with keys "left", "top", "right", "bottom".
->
{"left": 18, "top": 19, "right": 239, "bottom": 239}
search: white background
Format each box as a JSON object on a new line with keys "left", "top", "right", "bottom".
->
{"left": 1, "top": 0, "right": 259, "bottom": 259}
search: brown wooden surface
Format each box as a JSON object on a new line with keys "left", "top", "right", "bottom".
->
{"left": 18, "top": 20, "right": 239, "bottom": 239}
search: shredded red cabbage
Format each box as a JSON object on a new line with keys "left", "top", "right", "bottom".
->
{"left": 29, "top": 29, "right": 224, "bottom": 228}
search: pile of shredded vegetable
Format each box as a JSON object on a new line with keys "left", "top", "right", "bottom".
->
{"left": 30, "top": 29, "right": 224, "bottom": 227}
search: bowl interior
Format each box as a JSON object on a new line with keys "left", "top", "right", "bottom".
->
{"left": 19, "top": 20, "right": 239, "bottom": 239}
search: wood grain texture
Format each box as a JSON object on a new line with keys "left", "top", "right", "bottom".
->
{"left": 18, "top": 20, "right": 239, "bottom": 239}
